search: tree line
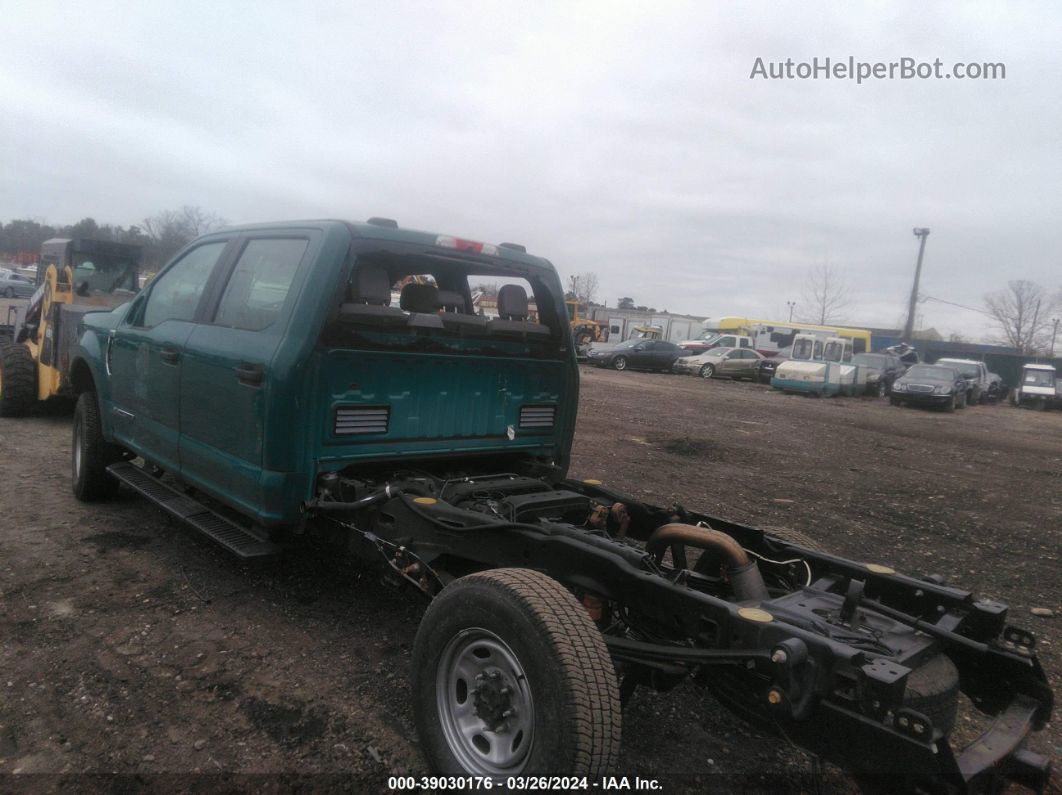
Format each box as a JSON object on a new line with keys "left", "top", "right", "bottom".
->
{"left": 0, "top": 206, "right": 226, "bottom": 273}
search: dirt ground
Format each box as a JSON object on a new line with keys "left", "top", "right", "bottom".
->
{"left": 0, "top": 367, "right": 1058, "bottom": 792}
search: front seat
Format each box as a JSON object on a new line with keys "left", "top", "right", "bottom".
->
{"left": 400, "top": 282, "right": 444, "bottom": 329}
{"left": 437, "top": 289, "right": 488, "bottom": 331}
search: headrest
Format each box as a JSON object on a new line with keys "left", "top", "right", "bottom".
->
{"left": 437, "top": 290, "right": 466, "bottom": 312}
{"left": 497, "top": 284, "right": 529, "bottom": 320}
{"left": 400, "top": 283, "right": 440, "bottom": 313}
{"left": 351, "top": 265, "right": 392, "bottom": 305}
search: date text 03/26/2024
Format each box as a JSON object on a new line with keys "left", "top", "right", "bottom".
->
{"left": 388, "top": 776, "right": 662, "bottom": 790}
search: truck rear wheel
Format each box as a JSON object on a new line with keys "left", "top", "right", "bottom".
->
{"left": 0, "top": 343, "right": 37, "bottom": 417}
{"left": 412, "top": 568, "right": 620, "bottom": 780}
{"left": 72, "top": 391, "right": 122, "bottom": 501}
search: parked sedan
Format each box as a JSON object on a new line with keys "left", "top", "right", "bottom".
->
{"left": 890, "top": 365, "right": 968, "bottom": 411}
{"left": 0, "top": 269, "right": 35, "bottom": 298}
{"left": 586, "top": 339, "right": 684, "bottom": 371}
{"left": 757, "top": 347, "right": 791, "bottom": 383}
{"left": 852, "top": 352, "right": 908, "bottom": 397}
{"left": 674, "top": 346, "right": 764, "bottom": 379}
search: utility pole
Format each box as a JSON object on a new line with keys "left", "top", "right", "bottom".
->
{"left": 903, "top": 228, "right": 931, "bottom": 342}
{"left": 1051, "top": 318, "right": 1060, "bottom": 357}
{"left": 787, "top": 301, "right": 796, "bottom": 322}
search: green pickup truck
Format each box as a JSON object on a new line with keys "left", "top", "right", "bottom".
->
{"left": 62, "top": 219, "right": 1051, "bottom": 789}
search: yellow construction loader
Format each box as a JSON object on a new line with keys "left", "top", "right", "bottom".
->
{"left": 0, "top": 237, "right": 140, "bottom": 416}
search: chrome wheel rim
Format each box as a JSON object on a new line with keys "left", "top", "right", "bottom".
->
{"left": 436, "top": 628, "right": 534, "bottom": 776}
{"left": 701, "top": 365, "right": 713, "bottom": 378}
{"left": 614, "top": 357, "right": 626, "bottom": 370}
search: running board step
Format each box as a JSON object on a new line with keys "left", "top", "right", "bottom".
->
{"left": 106, "top": 462, "right": 280, "bottom": 559}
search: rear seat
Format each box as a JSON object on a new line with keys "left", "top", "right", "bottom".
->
{"left": 438, "top": 290, "right": 488, "bottom": 331}
{"left": 400, "top": 283, "right": 444, "bottom": 329}
{"left": 338, "top": 265, "right": 408, "bottom": 325}
{"left": 488, "top": 285, "right": 550, "bottom": 337}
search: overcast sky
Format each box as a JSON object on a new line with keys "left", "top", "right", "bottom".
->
{"left": 2, "top": 2, "right": 1059, "bottom": 339}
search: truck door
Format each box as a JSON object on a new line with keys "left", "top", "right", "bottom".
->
{"left": 107, "top": 240, "right": 231, "bottom": 470}
{"left": 177, "top": 236, "right": 312, "bottom": 517}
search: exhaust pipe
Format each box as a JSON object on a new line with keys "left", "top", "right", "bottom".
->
{"left": 646, "top": 523, "right": 768, "bottom": 603}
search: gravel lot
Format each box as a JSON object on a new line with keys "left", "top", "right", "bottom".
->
{"left": 0, "top": 367, "right": 1058, "bottom": 791}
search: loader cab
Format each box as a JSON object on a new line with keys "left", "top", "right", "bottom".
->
{"left": 38, "top": 238, "right": 141, "bottom": 306}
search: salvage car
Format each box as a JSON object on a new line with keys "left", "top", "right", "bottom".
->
{"left": 674, "top": 346, "right": 764, "bottom": 379}
{"left": 934, "top": 358, "right": 991, "bottom": 405}
{"left": 757, "top": 346, "right": 790, "bottom": 383}
{"left": 586, "top": 338, "right": 683, "bottom": 371}
{"left": 0, "top": 268, "right": 35, "bottom": 298}
{"left": 53, "top": 219, "right": 1052, "bottom": 790}
{"left": 890, "top": 364, "right": 969, "bottom": 411}
{"left": 852, "top": 352, "right": 908, "bottom": 397}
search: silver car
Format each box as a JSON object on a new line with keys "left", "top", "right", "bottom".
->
{"left": 0, "top": 269, "right": 35, "bottom": 299}
{"left": 673, "top": 346, "right": 764, "bottom": 379}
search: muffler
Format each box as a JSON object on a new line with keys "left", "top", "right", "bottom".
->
{"left": 646, "top": 523, "right": 768, "bottom": 603}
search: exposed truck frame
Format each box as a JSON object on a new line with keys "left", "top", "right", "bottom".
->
{"left": 53, "top": 219, "right": 1051, "bottom": 791}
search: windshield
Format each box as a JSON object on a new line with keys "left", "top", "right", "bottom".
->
{"left": 698, "top": 331, "right": 721, "bottom": 342}
{"left": 1024, "top": 370, "right": 1055, "bottom": 387}
{"left": 792, "top": 338, "right": 815, "bottom": 360}
{"left": 615, "top": 339, "right": 643, "bottom": 349}
{"left": 72, "top": 253, "right": 139, "bottom": 294}
{"left": 937, "top": 360, "right": 980, "bottom": 378}
{"left": 823, "top": 341, "right": 844, "bottom": 361}
{"left": 904, "top": 365, "right": 954, "bottom": 382}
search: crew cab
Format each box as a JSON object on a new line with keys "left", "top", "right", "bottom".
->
{"left": 63, "top": 219, "right": 1052, "bottom": 790}
{"left": 934, "top": 358, "right": 992, "bottom": 404}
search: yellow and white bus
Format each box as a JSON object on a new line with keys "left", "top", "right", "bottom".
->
{"left": 679, "top": 316, "right": 872, "bottom": 356}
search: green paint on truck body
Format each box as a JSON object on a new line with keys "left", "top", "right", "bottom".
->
{"left": 74, "top": 220, "right": 578, "bottom": 526}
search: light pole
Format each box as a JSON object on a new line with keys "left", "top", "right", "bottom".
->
{"left": 1052, "top": 318, "right": 1060, "bottom": 357}
{"left": 787, "top": 301, "right": 796, "bottom": 322}
{"left": 903, "top": 228, "right": 931, "bottom": 342}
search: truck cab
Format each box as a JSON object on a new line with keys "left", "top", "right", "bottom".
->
{"left": 770, "top": 334, "right": 865, "bottom": 396}
{"left": 678, "top": 331, "right": 753, "bottom": 354}
{"left": 934, "top": 358, "right": 992, "bottom": 404}
{"left": 1013, "top": 363, "right": 1061, "bottom": 409}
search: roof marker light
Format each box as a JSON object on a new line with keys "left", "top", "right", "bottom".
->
{"left": 434, "top": 235, "right": 497, "bottom": 256}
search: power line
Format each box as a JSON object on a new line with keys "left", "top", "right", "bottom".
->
{"left": 919, "top": 294, "right": 995, "bottom": 318}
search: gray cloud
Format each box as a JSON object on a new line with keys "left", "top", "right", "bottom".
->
{"left": 2, "top": 1, "right": 1059, "bottom": 338}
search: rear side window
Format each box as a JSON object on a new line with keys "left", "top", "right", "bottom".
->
{"left": 215, "top": 238, "right": 308, "bottom": 331}
{"left": 141, "top": 241, "right": 227, "bottom": 328}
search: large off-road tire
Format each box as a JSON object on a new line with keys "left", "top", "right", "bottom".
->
{"left": 612, "top": 356, "right": 627, "bottom": 371}
{"left": 700, "top": 363, "right": 715, "bottom": 378}
{"left": 412, "top": 568, "right": 621, "bottom": 780}
{"left": 0, "top": 343, "right": 37, "bottom": 417}
{"left": 72, "top": 391, "right": 122, "bottom": 501}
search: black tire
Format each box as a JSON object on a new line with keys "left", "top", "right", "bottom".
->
{"left": 903, "top": 653, "right": 960, "bottom": 733}
{"left": 956, "top": 391, "right": 967, "bottom": 410}
{"left": 700, "top": 363, "right": 715, "bottom": 378}
{"left": 889, "top": 395, "right": 901, "bottom": 406}
{"left": 875, "top": 380, "right": 887, "bottom": 398}
{"left": 612, "top": 356, "right": 627, "bottom": 371}
{"left": 945, "top": 394, "right": 956, "bottom": 413}
{"left": 0, "top": 343, "right": 37, "bottom": 417}
{"left": 412, "top": 568, "right": 621, "bottom": 780}
{"left": 72, "top": 391, "right": 122, "bottom": 501}
{"left": 3, "top": 287, "right": 14, "bottom": 298}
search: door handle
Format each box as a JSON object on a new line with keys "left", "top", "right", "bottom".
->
{"left": 235, "top": 362, "right": 264, "bottom": 387}
{"left": 159, "top": 346, "right": 180, "bottom": 364}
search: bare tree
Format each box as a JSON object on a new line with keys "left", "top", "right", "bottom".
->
{"left": 984, "top": 280, "right": 1058, "bottom": 354}
{"left": 565, "top": 272, "right": 600, "bottom": 307}
{"left": 800, "top": 263, "right": 851, "bottom": 326}
{"left": 142, "top": 205, "right": 227, "bottom": 268}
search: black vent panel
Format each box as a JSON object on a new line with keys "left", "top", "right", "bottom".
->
{"left": 519, "top": 404, "right": 556, "bottom": 429}
{"left": 335, "top": 405, "right": 390, "bottom": 435}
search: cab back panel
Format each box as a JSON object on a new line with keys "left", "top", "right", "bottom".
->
{"left": 314, "top": 349, "right": 568, "bottom": 463}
